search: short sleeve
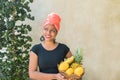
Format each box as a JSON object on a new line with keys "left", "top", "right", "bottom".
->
{"left": 30, "top": 44, "right": 40, "bottom": 56}
{"left": 62, "top": 43, "right": 70, "bottom": 54}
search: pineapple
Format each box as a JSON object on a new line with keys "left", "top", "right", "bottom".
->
{"left": 65, "top": 68, "right": 74, "bottom": 77}
{"left": 70, "top": 62, "right": 81, "bottom": 70}
{"left": 58, "top": 48, "right": 84, "bottom": 79}
{"left": 74, "top": 66, "right": 84, "bottom": 77}
{"left": 73, "top": 48, "right": 84, "bottom": 77}
{"left": 64, "top": 56, "right": 74, "bottom": 64}
{"left": 58, "top": 62, "right": 69, "bottom": 72}
{"left": 74, "top": 48, "right": 83, "bottom": 64}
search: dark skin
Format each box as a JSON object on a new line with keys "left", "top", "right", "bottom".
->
{"left": 29, "top": 24, "right": 72, "bottom": 80}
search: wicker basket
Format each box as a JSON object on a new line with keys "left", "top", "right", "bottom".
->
{"left": 60, "top": 71, "right": 82, "bottom": 80}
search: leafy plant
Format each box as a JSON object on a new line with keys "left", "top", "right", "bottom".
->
{"left": 0, "top": 0, "right": 34, "bottom": 79}
{"left": 74, "top": 48, "right": 83, "bottom": 64}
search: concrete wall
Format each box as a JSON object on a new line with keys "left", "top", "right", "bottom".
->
{"left": 28, "top": 0, "right": 120, "bottom": 80}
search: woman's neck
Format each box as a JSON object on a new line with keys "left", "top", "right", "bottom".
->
{"left": 42, "top": 41, "right": 58, "bottom": 50}
{"left": 43, "top": 40, "right": 55, "bottom": 45}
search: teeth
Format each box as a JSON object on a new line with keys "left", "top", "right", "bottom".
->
{"left": 45, "top": 35, "right": 51, "bottom": 38}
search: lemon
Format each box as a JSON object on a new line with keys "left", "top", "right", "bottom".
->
{"left": 74, "top": 66, "right": 84, "bottom": 77}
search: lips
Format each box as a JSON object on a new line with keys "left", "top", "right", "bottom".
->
{"left": 44, "top": 35, "right": 51, "bottom": 39}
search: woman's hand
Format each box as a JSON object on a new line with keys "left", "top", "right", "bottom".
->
{"left": 55, "top": 73, "right": 68, "bottom": 80}
{"left": 70, "top": 74, "right": 82, "bottom": 80}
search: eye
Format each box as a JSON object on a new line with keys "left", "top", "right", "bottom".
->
{"left": 44, "top": 28, "right": 48, "bottom": 31}
{"left": 51, "top": 29, "right": 57, "bottom": 33}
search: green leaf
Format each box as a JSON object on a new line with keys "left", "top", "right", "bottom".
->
{"left": 29, "top": 0, "right": 33, "bottom": 3}
{"left": 0, "top": 0, "right": 34, "bottom": 79}
{"left": 27, "top": 14, "right": 34, "bottom": 20}
{"left": 74, "top": 48, "right": 83, "bottom": 64}
{"left": 27, "top": 25, "right": 32, "bottom": 31}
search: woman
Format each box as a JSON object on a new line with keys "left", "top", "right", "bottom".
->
{"left": 29, "top": 12, "right": 72, "bottom": 80}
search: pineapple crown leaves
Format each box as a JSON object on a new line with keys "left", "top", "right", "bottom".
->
{"left": 74, "top": 48, "right": 83, "bottom": 64}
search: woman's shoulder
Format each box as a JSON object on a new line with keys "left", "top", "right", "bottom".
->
{"left": 30, "top": 43, "right": 42, "bottom": 55}
{"left": 59, "top": 43, "right": 69, "bottom": 48}
{"left": 58, "top": 42, "right": 70, "bottom": 53}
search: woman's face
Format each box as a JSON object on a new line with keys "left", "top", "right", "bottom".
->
{"left": 42, "top": 24, "right": 58, "bottom": 42}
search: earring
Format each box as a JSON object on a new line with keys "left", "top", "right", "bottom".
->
{"left": 40, "top": 36, "right": 45, "bottom": 41}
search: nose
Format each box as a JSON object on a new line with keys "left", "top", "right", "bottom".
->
{"left": 46, "top": 30, "right": 51, "bottom": 34}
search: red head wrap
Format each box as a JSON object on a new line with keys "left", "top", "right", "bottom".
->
{"left": 43, "top": 12, "right": 61, "bottom": 31}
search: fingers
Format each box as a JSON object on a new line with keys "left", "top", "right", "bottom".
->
{"left": 56, "top": 73, "right": 68, "bottom": 80}
{"left": 56, "top": 73, "right": 64, "bottom": 79}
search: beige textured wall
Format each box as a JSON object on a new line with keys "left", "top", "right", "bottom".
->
{"left": 29, "top": 0, "right": 120, "bottom": 80}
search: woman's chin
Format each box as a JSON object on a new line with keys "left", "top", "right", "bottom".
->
{"left": 45, "top": 38, "right": 53, "bottom": 41}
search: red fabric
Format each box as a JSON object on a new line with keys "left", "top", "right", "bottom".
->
{"left": 43, "top": 12, "right": 61, "bottom": 31}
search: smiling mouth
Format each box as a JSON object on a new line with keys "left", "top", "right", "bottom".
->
{"left": 45, "top": 35, "right": 51, "bottom": 38}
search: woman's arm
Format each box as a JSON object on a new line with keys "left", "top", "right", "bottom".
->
{"left": 66, "top": 51, "right": 72, "bottom": 58}
{"left": 28, "top": 51, "right": 67, "bottom": 80}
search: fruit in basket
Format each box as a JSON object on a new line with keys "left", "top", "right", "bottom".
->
{"left": 74, "top": 66, "right": 84, "bottom": 77}
{"left": 65, "top": 68, "right": 74, "bottom": 77}
{"left": 64, "top": 56, "right": 74, "bottom": 64}
{"left": 58, "top": 62, "right": 69, "bottom": 72}
{"left": 58, "top": 48, "right": 84, "bottom": 79}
